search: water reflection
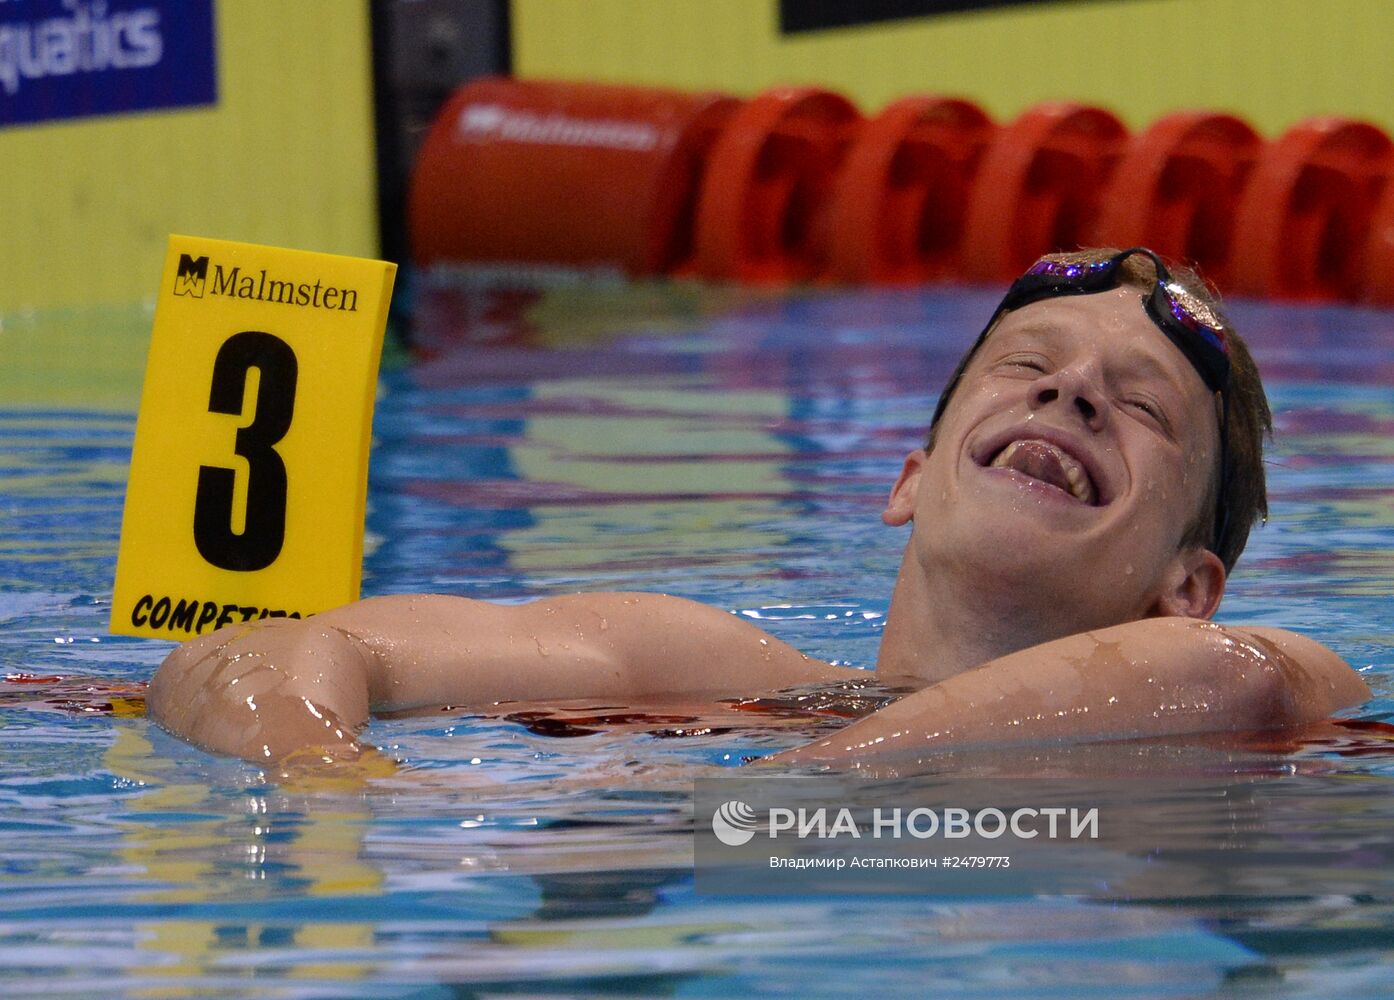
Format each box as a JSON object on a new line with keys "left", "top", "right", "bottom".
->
{"left": 0, "top": 288, "right": 1391, "bottom": 995}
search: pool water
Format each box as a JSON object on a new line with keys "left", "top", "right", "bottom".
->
{"left": 2, "top": 285, "right": 1393, "bottom": 998}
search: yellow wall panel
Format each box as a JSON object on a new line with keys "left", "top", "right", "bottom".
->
{"left": 0, "top": 305, "right": 150, "bottom": 409}
{"left": 1, "top": 2, "right": 379, "bottom": 311}
{"left": 511, "top": 0, "right": 1394, "bottom": 138}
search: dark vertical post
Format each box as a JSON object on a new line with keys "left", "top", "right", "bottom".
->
{"left": 368, "top": 0, "right": 512, "bottom": 340}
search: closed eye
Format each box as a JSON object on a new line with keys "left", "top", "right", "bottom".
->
{"left": 1125, "top": 396, "right": 1174, "bottom": 434}
{"left": 996, "top": 353, "right": 1049, "bottom": 374}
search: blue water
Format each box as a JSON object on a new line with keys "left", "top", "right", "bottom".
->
{"left": 2, "top": 285, "right": 1393, "bottom": 998}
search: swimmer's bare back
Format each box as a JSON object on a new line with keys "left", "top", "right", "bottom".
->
{"left": 146, "top": 593, "right": 846, "bottom": 762}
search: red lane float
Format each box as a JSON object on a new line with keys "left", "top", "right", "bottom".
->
{"left": 691, "top": 86, "right": 863, "bottom": 283}
{"left": 960, "top": 103, "right": 1129, "bottom": 282}
{"left": 408, "top": 79, "right": 1394, "bottom": 303}
{"left": 826, "top": 97, "right": 995, "bottom": 284}
{"left": 409, "top": 77, "right": 740, "bottom": 276}
{"left": 1230, "top": 117, "right": 1394, "bottom": 300}
{"left": 1361, "top": 179, "right": 1394, "bottom": 304}
{"left": 1092, "top": 112, "right": 1262, "bottom": 289}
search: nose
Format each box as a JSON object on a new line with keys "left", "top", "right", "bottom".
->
{"left": 1028, "top": 365, "right": 1108, "bottom": 430}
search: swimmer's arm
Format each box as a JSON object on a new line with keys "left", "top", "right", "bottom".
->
{"left": 148, "top": 593, "right": 842, "bottom": 762}
{"left": 774, "top": 618, "right": 1370, "bottom": 766}
{"left": 325, "top": 592, "right": 842, "bottom": 707}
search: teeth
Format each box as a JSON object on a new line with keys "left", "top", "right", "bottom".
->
{"left": 990, "top": 441, "right": 1021, "bottom": 468}
{"left": 989, "top": 439, "right": 1096, "bottom": 504}
{"left": 1064, "top": 460, "right": 1094, "bottom": 504}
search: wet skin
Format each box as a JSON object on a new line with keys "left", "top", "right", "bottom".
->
{"left": 876, "top": 287, "right": 1231, "bottom": 683}
{"left": 147, "top": 289, "right": 1371, "bottom": 765}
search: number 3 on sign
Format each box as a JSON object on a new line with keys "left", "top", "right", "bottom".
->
{"left": 111, "top": 236, "right": 396, "bottom": 640}
{"left": 194, "top": 330, "right": 297, "bottom": 572}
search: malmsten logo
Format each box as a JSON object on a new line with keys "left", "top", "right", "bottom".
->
{"left": 172, "top": 254, "right": 360, "bottom": 312}
{"left": 174, "top": 254, "right": 208, "bottom": 298}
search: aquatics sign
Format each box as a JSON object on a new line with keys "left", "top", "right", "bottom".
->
{"left": 0, "top": 0, "right": 216, "bottom": 128}
{"left": 111, "top": 235, "right": 396, "bottom": 640}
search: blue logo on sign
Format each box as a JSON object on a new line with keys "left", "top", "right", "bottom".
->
{"left": 0, "top": 0, "right": 217, "bottom": 129}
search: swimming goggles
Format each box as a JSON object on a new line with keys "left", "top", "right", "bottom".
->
{"left": 931, "top": 247, "right": 1232, "bottom": 548}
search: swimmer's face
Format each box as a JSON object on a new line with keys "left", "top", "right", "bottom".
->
{"left": 887, "top": 287, "right": 1226, "bottom": 629}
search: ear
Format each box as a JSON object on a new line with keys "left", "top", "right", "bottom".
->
{"left": 1148, "top": 547, "right": 1227, "bottom": 620}
{"left": 882, "top": 449, "right": 927, "bottom": 526}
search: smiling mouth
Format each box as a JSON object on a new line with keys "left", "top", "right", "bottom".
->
{"left": 986, "top": 440, "right": 1099, "bottom": 505}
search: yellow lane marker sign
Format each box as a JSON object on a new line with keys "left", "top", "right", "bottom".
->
{"left": 111, "top": 236, "right": 397, "bottom": 639}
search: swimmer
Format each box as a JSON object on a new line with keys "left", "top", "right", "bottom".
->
{"left": 147, "top": 247, "right": 1370, "bottom": 765}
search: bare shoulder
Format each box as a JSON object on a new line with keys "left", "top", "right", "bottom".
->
{"left": 1098, "top": 617, "right": 1370, "bottom": 709}
{"left": 1223, "top": 623, "right": 1371, "bottom": 705}
{"left": 147, "top": 616, "right": 374, "bottom": 761}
